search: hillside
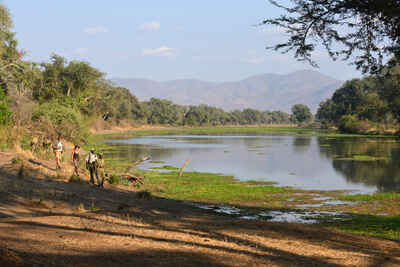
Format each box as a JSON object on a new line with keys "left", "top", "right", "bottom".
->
{"left": 113, "top": 70, "right": 343, "bottom": 112}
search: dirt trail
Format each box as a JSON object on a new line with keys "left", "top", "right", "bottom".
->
{"left": 0, "top": 151, "right": 399, "bottom": 266}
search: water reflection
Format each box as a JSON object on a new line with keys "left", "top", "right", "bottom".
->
{"left": 104, "top": 135, "right": 400, "bottom": 193}
{"left": 317, "top": 137, "right": 400, "bottom": 192}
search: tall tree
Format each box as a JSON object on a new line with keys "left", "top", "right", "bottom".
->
{"left": 263, "top": 0, "right": 400, "bottom": 74}
{"left": 291, "top": 104, "right": 313, "bottom": 123}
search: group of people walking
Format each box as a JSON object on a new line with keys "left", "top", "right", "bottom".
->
{"left": 53, "top": 136, "right": 106, "bottom": 188}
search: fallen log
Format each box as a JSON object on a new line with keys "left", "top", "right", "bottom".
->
{"left": 111, "top": 173, "right": 145, "bottom": 185}
{"left": 124, "top": 156, "right": 151, "bottom": 173}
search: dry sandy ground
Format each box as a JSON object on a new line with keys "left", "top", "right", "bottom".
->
{"left": 0, "top": 151, "right": 399, "bottom": 267}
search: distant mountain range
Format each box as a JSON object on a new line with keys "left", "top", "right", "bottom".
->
{"left": 113, "top": 70, "right": 343, "bottom": 113}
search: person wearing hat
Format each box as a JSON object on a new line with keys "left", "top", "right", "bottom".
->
{"left": 85, "top": 148, "right": 98, "bottom": 185}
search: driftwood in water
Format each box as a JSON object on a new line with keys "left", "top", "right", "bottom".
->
{"left": 124, "top": 156, "right": 151, "bottom": 173}
{"left": 179, "top": 158, "right": 192, "bottom": 177}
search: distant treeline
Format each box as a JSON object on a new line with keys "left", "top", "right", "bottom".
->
{"left": 139, "top": 98, "right": 293, "bottom": 126}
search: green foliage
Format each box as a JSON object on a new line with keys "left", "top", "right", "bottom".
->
{"left": 32, "top": 100, "right": 89, "bottom": 142}
{"left": 20, "top": 134, "right": 31, "bottom": 150}
{"left": 100, "top": 86, "right": 146, "bottom": 122}
{"left": 334, "top": 155, "right": 389, "bottom": 162}
{"left": 338, "top": 115, "right": 370, "bottom": 134}
{"left": 291, "top": 104, "right": 313, "bottom": 123}
{"left": 339, "top": 192, "right": 400, "bottom": 202}
{"left": 11, "top": 157, "right": 23, "bottom": 164}
{"left": 142, "top": 170, "right": 286, "bottom": 204}
{"left": 263, "top": 0, "right": 400, "bottom": 74}
{"left": 317, "top": 66, "right": 399, "bottom": 133}
{"left": 108, "top": 174, "right": 130, "bottom": 186}
{"left": 142, "top": 99, "right": 292, "bottom": 127}
{"left": 151, "top": 165, "right": 180, "bottom": 170}
{"left": 0, "top": 86, "right": 10, "bottom": 126}
{"left": 329, "top": 215, "right": 400, "bottom": 240}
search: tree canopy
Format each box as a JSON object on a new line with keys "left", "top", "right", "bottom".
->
{"left": 291, "top": 104, "right": 313, "bottom": 123}
{"left": 263, "top": 0, "right": 400, "bottom": 74}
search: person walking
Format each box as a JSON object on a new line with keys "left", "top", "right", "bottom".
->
{"left": 71, "top": 145, "right": 81, "bottom": 176}
{"left": 86, "top": 148, "right": 98, "bottom": 185}
{"left": 97, "top": 153, "right": 106, "bottom": 188}
{"left": 54, "top": 136, "right": 64, "bottom": 170}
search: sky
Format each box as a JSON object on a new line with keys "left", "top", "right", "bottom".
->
{"left": 4, "top": 0, "right": 363, "bottom": 82}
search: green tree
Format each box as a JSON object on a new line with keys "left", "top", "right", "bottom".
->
{"left": 316, "top": 99, "right": 333, "bottom": 124}
{"left": 377, "top": 64, "right": 400, "bottom": 120}
{"left": 263, "top": 0, "right": 400, "bottom": 74}
{"left": 0, "top": 86, "right": 10, "bottom": 126}
{"left": 291, "top": 104, "right": 313, "bottom": 123}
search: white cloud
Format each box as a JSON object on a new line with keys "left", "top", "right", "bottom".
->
{"left": 142, "top": 46, "right": 175, "bottom": 57}
{"left": 139, "top": 21, "right": 161, "bottom": 32}
{"left": 83, "top": 26, "right": 109, "bottom": 35}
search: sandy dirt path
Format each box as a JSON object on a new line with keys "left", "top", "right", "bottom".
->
{"left": 0, "top": 151, "right": 399, "bottom": 267}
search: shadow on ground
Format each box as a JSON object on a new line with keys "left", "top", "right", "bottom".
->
{"left": 0, "top": 160, "right": 399, "bottom": 267}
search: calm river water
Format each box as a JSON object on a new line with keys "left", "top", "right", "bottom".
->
{"left": 105, "top": 134, "right": 400, "bottom": 193}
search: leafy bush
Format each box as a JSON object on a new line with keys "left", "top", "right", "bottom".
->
{"left": 32, "top": 100, "right": 89, "bottom": 142}
{"left": 338, "top": 115, "right": 371, "bottom": 134}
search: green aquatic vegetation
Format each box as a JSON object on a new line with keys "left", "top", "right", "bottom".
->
{"left": 328, "top": 215, "right": 400, "bottom": 240}
{"left": 150, "top": 160, "right": 166, "bottom": 164}
{"left": 140, "top": 170, "right": 287, "bottom": 205}
{"left": 151, "top": 165, "right": 180, "bottom": 170}
{"left": 339, "top": 192, "right": 400, "bottom": 202}
{"left": 334, "top": 155, "right": 389, "bottom": 161}
{"left": 240, "top": 180, "right": 278, "bottom": 186}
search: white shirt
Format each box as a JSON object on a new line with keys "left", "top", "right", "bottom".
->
{"left": 86, "top": 152, "right": 98, "bottom": 164}
{"left": 55, "top": 141, "right": 63, "bottom": 152}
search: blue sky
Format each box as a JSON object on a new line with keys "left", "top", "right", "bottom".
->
{"left": 4, "top": 0, "right": 362, "bottom": 81}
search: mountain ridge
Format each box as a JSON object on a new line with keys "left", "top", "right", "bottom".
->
{"left": 113, "top": 70, "right": 343, "bottom": 112}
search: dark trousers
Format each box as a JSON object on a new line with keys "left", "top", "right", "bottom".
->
{"left": 88, "top": 164, "right": 98, "bottom": 184}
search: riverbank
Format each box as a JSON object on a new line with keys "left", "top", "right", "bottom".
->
{"left": 93, "top": 125, "right": 397, "bottom": 141}
{"left": 0, "top": 126, "right": 399, "bottom": 266}
{"left": 0, "top": 150, "right": 399, "bottom": 266}
{"left": 95, "top": 126, "right": 400, "bottom": 240}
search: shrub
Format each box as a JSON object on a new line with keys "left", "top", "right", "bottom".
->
{"left": 108, "top": 174, "right": 130, "bottom": 186}
{"left": 32, "top": 101, "right": 89, "bottom": 142}
{"left": 338, "top": 115, "right": 371, "bottom": 134}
